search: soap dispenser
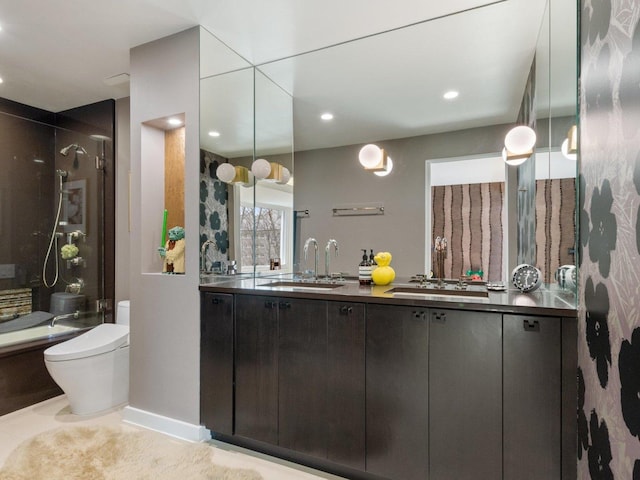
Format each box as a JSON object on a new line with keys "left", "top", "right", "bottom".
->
{"left": 369, "top": 249, "right": 377, "bottom": 266}
{"left": 359, "top": 249, "right": 372, "bottom": 285}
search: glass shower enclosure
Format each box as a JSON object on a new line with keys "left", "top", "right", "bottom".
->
{"left": 0, "top": 99, "right": 114, "bottom": 350}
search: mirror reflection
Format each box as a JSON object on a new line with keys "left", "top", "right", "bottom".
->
{"left": 199, "top": 30, "right": 294, "bottom": 277}
{"left": 199, "top": 28, "right": 253, "bottom": 277}
{"left": 199, "top": 0, "right": 578, "bottom": 289}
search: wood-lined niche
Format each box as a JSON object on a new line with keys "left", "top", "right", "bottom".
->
{"left": 139, "top": 113, "right": 185, "bottom": 274}
{"left": 165, "top": 126, "right": 185, "bottom": 230}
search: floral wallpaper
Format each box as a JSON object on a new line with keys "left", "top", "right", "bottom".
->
{"left": 199, "top": 149, "right": 229, "bottom": 271}
{"left": 579, "top": 0, "right": 640, "bottom": 478}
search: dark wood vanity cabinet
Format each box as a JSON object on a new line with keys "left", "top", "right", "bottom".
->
{"left": 278, "top": 297, "right": 328, "bottom": 457}
{"left": 503, "top": 314, "right": 562, "bottom": 480}
{"left": 366, "top": 306, "right": 502, "bottom": 480}
{"left": 279, "top": 298, "right": 366, "bottom": 466}
{"left": 429, "top": 309, "right": 502, "bottom": 480}
{"left": 326, "top": 301, "right": 366, "bottom": 470}
{"left": 235, "top": 294, "right": 279, "bottom": 444}
{"left": 200, "top": 292, "right": 234, "bottom": 435}
{"left": 366, "top": 304, "right": 429, "bottom": 480}
{"left": 234, "top": 294, "right": 366, "bottom": 467}
{"left": 200, "top": 291, "right": 577, "bottom": 480}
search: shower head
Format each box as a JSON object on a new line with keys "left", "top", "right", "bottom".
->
{"left": 60, "top": 144, "right": 88, "bottom": 156}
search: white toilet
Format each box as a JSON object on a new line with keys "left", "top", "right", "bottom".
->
{"left": 44, "top": 300, "right": 130, "bottom": 415}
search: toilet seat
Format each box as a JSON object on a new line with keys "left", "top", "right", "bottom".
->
{"left": 44, "top": 324, "right": 129, "bottom": 362}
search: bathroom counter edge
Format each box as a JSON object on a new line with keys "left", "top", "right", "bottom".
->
{"left": 199, "top": 277, "right": 577, "bottom": 318}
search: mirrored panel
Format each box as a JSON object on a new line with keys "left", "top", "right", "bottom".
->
{"left": 199, "top": 27, "right": 254, "bottom": 279}
{"left": 252, "top": 69, "right": 294, "bottom": 274}
{"left": 258, "top": 0, "right": 578, "bottom": 286}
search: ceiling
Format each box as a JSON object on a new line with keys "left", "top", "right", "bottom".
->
{"left": 0, "top": 0, "right": 576, "bottom": 153}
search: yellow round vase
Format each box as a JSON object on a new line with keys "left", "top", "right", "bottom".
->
{"left": 372, "top": 252, "right": 396, "bottom": 286}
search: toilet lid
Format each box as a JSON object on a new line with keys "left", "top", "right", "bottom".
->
{"left": 44, "top": 323, "right": 129, "bottom": 361}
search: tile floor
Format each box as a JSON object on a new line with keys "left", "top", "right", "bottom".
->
{"left": 0, "top": 395, "right": 345, "bottom": 480}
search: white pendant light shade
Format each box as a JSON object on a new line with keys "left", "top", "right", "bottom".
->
{"left": 504, "top": 126, "right": 536, "bottom": 155}
{"left": 502, "top": 125, "right": 536, "bottom": 166}
{"left": 359, "top": 144, "right": 384, "bottom": 169}
{"left": 278, "top": 167, "right": 291, "bottom": 184}
{"left": 251, "top": 158, "right": 271, "bottom": 179}
{"left": 216, "top": 163, "right": 236, "bottom": 183}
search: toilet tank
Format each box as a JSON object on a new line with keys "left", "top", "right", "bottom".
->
{"left": 116, "top": 300, "right": 130, "bottom": 326}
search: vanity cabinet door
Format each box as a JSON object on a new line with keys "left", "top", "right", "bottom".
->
{"left": 429, "top": 309, "right": 502, "bottom": 480}
{"left": 366, "top": 304, "right": 429, "bottom": 480}
{"left": 200, "top": 292, "right": 234, "bottom": 435}
{"left": 327, "top": 301, "right": 365, "bottom": 470}
{"left": 504, "top": 314, "right": 561, "bottom": 480}
{"left": 235, "top": 294, "right": 279, "bottom": 445}
{"left": 278, "top": 297, "right": 328, "bottom": 458}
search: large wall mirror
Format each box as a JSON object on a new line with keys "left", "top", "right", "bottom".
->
{"left": 199, "top": 28, "right": 253, "bottom": 277}
{"left": 199, "top": 28, "right": 293, "bottom": 278}
{"left": 199, "top": 0, "right": 578, "bottom": 289}
{"left": 258, "top": 0, "right": 578, "bottom": 286}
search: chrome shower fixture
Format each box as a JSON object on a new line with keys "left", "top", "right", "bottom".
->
{"left": 59, "top": 144, "right": 88, "bottom": 156}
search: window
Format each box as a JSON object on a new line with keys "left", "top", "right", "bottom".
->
{"left": 239, "top": 205, "right": 287, "bottom": 269}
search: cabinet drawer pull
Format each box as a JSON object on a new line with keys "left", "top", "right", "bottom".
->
{"left": 212, "top": 298, "right": 222, "bottom": 305}
{"left": 264, "top": 301, "right": 276, "bottom": 309}
{"left": 279, "top": 302, "right": 291, "bottom": 309}
{"left": 523, "top": 319, "right": 540, "bottom": 331}
{"left": 431, "top": 312, "right": 446, "bottom": 323}
{"left": 340, "top": 306, "right": 353, "bottom": 315}
{"left": 412, "top": 311, "right": 426, "bottom": 320}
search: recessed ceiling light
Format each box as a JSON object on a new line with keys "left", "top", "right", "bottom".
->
{"left": 208, "top": 131, "right": 221, "bottom": 137}
{"left": 0, "top": 77, "right": 4, "bottom": 84}
{"left": 168, "top": 118, "right": 182, "bottom": 126}
{"left": 321, "top": 113, "right": 334, "bottom": 121}
{"left": 443, "top": 90, "right": 459, "bottom": 100}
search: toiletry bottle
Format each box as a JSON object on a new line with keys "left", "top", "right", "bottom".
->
{"left": 359, "top": 249, "right": 372, "bottom": 285}
{"left": 369, "top": 249, "right": 377, "bottom": 266}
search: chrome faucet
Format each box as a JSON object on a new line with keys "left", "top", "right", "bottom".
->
{"left": 325, "top": 239, "right": 339, "bottom": 278}
{"left": 303, "top": 237, "right": 319, "bottom": 280}
{"left": 201, "top": 239, "right": 217, "bottom": 273}
{"left": 51, "top": 310, "right": 79, "bottom": 327}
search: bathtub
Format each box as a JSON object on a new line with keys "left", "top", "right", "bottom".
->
{"left": 0, "top": 324, "right": 79, "bottom": 349}
{"left": 0, "top": 311, "right": 54, "bottom": 334}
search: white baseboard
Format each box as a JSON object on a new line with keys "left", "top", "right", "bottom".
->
{"left": 122, "top": 406, "right": 211, "bottom": 442}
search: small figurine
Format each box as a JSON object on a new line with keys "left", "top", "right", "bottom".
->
{"left": 466, "top": 269, "right": 484, "bottom": 281}
{"left": 158, "top": 226, "right": 185, "bottom": 274}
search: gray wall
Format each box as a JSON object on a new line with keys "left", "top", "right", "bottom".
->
{"left": 115, "top": 97, "right": 130, "bottom": 308}
{"left": 129, "top": 28, "right": 201, "bottom": 425}
{"left": 294, "top": 123, "right": 510, "bottom": 277}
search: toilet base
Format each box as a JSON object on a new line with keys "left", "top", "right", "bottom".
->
{"left": 45, "top": 345, "right": 129, "bottom": 416}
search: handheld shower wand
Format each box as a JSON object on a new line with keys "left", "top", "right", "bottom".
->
{"left": 42, "top": 170, "right": 68, "bottom": 287}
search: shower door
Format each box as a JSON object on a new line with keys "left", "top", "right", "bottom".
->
{"left": 0, "top": 99, "right": 114, "bottom": 347}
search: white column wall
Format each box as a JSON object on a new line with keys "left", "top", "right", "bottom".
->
{"left": 115, "top": 97, "right": 131, "bottom": 308}
{"left": 128, "top": 27, "right": 201, "bottom": 426}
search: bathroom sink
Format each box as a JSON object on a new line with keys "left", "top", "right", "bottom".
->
{"left": 261, "top": 281, "right": 346, "bottom": 290}
{"left": 200, "top": 272, "right": 251, "bottom": 284}
{"left": 385, "top": 286, "right": 489, "bottom": 298}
